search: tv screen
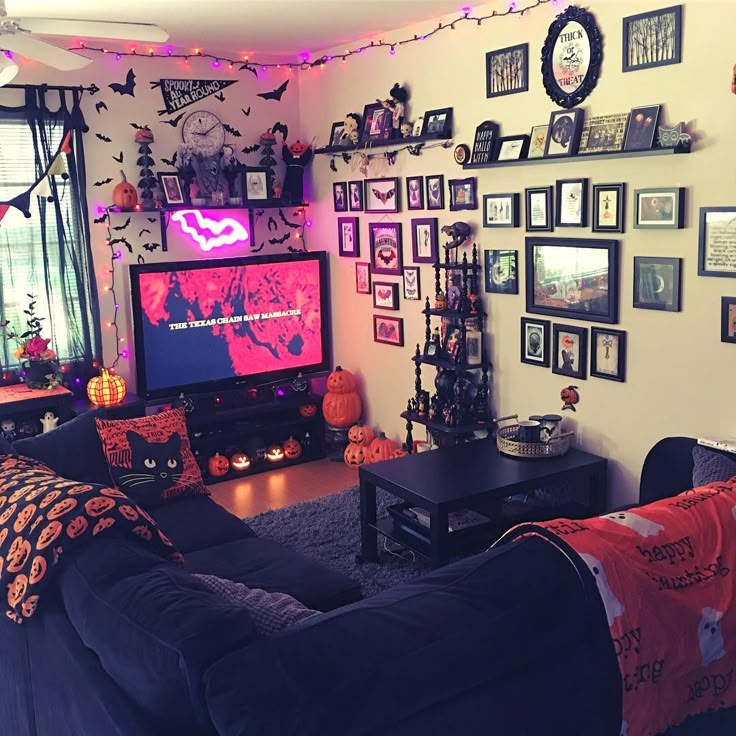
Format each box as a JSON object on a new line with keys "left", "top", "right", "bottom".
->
{"left": 129, "top": 252, "right": 330, "bottom": 398}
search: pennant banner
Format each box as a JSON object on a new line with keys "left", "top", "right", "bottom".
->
{"left": 151, "top": 79, "right": 237, "bottom": 116}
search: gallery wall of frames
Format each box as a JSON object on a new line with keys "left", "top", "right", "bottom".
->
{"left": 300, "top": 0, "right": 736, "bottom": 504}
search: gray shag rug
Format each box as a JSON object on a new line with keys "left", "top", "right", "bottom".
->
{"left": 245, "top": 486, "right": 431, "bottom": 597}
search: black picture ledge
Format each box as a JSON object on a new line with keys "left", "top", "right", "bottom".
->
{"left": 315, "top": 132, "right": 452, "bottom": 155}
{"left": 109, "top": 202, "right": 309, "bottom": 213}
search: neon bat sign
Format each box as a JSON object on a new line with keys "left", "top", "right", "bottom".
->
{"left": 170, "top": 209, "right": 249, "bottom": 252}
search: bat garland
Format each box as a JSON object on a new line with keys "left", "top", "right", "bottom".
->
{"left": 109, "top": 69, "right": 136, "bottom": 97}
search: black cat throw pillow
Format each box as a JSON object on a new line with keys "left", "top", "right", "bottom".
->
{"left": 95, "top": 408, "right": 209, "bottom": 507}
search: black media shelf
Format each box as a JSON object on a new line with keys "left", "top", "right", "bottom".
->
{"left": 462, "top": 145, "right": 690, "bottom": 170}
{"left": 315, "top": 133, "right": 452, "bottom": 155}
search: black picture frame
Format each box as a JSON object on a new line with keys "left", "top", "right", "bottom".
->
{"left": 555, "top": 178, "right": 589, "bottom": 228}
{"left": 495, "top": 134, "right": 530, "bottom": 161}
{"left": 411, "top": 217, "right": 439, "bottom": 264}
{"left": 329, "top": 121, "right": 347, "bottom": 147}
{"left": 348, "top": 180, "right": 364, "bottom": 211}
{"left": 520, "top": 317, "right": 551, "bottom": 367}
{"left": 592, "top": 183, "right": 626, "bottom": 233}
{"left": 364, "top": 177, "right": 400, "bottom": 213}
{"left": 402, "top": 267, "right": 421, "bottom": 301}
{"left": 590, "top": 327, "right": 627, "bottom": 382}
{"left": 623, "top": 105, "right": 662, "bottom": 151}
{"left": 470, "top": 120, "right": 500, "bottom": 165}
{"left": 242, "top": 166, "right": 273, "bottom": 204}
{"left": 525, "top": 186, "right": 554, "bottom": 232}
{"left": 337, "top": 216, "right": 360, "bottom": 257}
{"left": 355, "top": 261, "right": 371, "bottom": 294}
{"left": 373, "top": 315, "right": 404, "bottom": 347}
{"left": 634, "top": 187, "right": 684, "bottom": 229}
{"left": 483, "top": 193, "right": 520, "bottom": 228}
{"left": 421, "top": 107, "right": 453, "bottom": 138}
{"left": 333, "top": 182, "right": 348, "bottom": 212}
{"left": 633, "top": 256, "right": 682, "bottom": 312}
{"left": 360, "top": 102, "right": 392, "bottom": 144}
{"left": 722, "top": 297, "right": 736, "bottom": 344}
{"left": 406, "top": 176, "right": 425, "bottom": 210}
{"left": 541, "top": 6, "right": 603, "bottom": 109}
{"left": 425, "top": 175, "right": 445, "bottom": 210}
{"left": 623, "top": 5, "right": 682, "bottom": 72}
{"left": 448, "top": 177, "right": 478, "bottom": 211}
{"left": 552, "top": 323, "right": 588, "bottom": 380}
{"left": 372, "top": 281, "right": 400, "bottom": 311}
{"left": 484, "top": 249, "right": 518, "bottom": 294}
{"left": 698, "top": 207, "right": 736, "bottom": 278}
{"left": 525, "top": 236, "right": 619, "bottom": 324}
{"left": 369, "top": 222, "right": 403, "bottom": 276}
{"left": 486, "top": 43, "right": 529, "bottom": 98}
{"left": 157, "top": 172, "right": 185, "bottom": 205}
{"left": 544, "top": 108, "right": 584, "bottom": 158}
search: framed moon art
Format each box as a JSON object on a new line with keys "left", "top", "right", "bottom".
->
{"left": 541, "top": 6, "right": 603, "bottom": 109}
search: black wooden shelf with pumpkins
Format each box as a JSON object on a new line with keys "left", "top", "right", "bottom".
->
{"left": 314, "top": 132, "right": 452, "bottom": 156}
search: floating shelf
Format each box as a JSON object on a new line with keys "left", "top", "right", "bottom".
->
{"left": 109, "top": 202, "right": 308, "bottom": 214}
{"left": 412, "top": 355, "right": 491, "bottom": 371}
{"left": 422, "top": 307, "right": 485, "bottom": 319}
{"left": 315, "top": 133, "right": 452, "bottom": 155}
{"left": 400, "top": 410, "right": 493, "bottom": 435}
{"left": 462, "top": 146, "right": 690, "bottom": 170}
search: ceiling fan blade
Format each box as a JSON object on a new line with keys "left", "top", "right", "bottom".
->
{"left": 2, "top": 33, "right": 92, "bottom": 70}
{"left": 15, "top": 17, "right": 169, "bottom": 43}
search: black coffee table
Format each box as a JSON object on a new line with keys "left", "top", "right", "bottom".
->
{"left": 359, "top": 439, "right": 607, "bottom": 567}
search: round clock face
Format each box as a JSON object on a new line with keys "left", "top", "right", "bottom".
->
{"left": 182, "top": 110, "right": 225, "bottom": 156}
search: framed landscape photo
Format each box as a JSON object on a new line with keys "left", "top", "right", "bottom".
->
{"left": 484, "top": 249, "right": 518, "bottom": 294}
{"left": 337, "top": 216, "right": 359, "bottom": 257}
{"left": 578, "top": 113, "right": 629, "bottom": 155}
{"left": 361, "top": 102, "right": 392, "bottom": 143}
{"left": 449, "top": 177, "right": 478, "bottom": 211}
{"left": 623, "top": 105, "right": 661, "bottom": 151}
{"left": 634, "top": 187, "right": 684, "bottom": 229}
{"left": 421, "top": 107, "right": 453, "bottom": 138}
{"left": 333, "top": 182, "right": 348, "bottom": 212}
{"left": 426, "top": 175, "right": 445, "bottom": 210}
{"left": 329, "top": 121, "right": 346, "bottom": 147}
{"left": 699, "top": 207, "right": 736, "bottom": 278}
{"left": 552, "top": 323, "right": 588, "bottom": 380}
{"left": 623, "top": 5, "right": 682, "bottom": 72}
{"left": 369, "top": 222, "right": 403, "bottom": 275}
{"left": 403, "top": 267, "right": 421, "bottom": 300}
{"left": 591, "top": 327, "right": 627, "bottom": 382}
{"left": 555, "top": 178, "right": 589, "bottom": 228}
{"left": 348, "top": 180, "right": 364, "bottom": 211}
{"left": 495, "top": 134, "right": 530, "bottom": 162}
{"left": 373, "top": 281, "right": 400, "bottom": 311}
{"left": 373, "top": 315, "right": 404, "bottom": 347}
{"left": 158, "top": 173, "right": 185, "bottom": 205}
{"left": 721, "top": 297, "right": 736, "bottom": 344}
{"left": 520, "top": 317, "right": 550, "bottom": 367}
{"left": 634, "top": 256, "right": 682, "bottom": 312}
{"left": 486, "top": 43, "right": 529, "bottom": 98}
{"left": 483, "top": 193, "right": 520, "bottom": 228}
{"left": 528, "top": 124, "right": 549, "bottom": 159}
{"left": 525, "top": 186, "right": 553, "bottom": 232}
{"left": 243, "top": 167, "right": 272, "bottom": 203}
{"left": 411, "top": 217, "right": 439, "bottom": 264}
{"left": 406, "top": 176, "right": 424, "bottom": 210}
{"left": 355, "top": 261, "right": 371, "bottom": 294}
{"left": 525, "top": 236, "right": 619, "bottom": 324}
{"left": 365, "top": 177, "right": 400, "bottom": 213}
{"left": 544, "top": 108, "right": 584, "bottom": 158}
{"left": 592, "top": 183, "right": 626, "bottom": 233}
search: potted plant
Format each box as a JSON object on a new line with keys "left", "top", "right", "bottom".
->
{"left": 1, "top": 295, "right": 62, "bottom": 389}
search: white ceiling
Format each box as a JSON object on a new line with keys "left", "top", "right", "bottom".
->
{"left": 6, "top": 0, "right": 468, "bottom": 58}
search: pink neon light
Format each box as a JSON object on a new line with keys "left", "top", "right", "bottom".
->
{"left": 171, "top": 210, "right": 250, "bottom": 252}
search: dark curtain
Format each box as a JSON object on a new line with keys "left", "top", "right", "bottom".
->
{"left": 0, "top": 85, "right": 101, "bottom": 371}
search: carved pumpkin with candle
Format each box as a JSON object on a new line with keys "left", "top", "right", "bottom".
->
{"left": 366, "top": 433, "right": 400, "bottom": 464}
{"left": 112, "top": 170, "right": 138, "bottom": 210}
{"left": 347, "top": 424, "right": 374, "bottom": 447}
{"left": 229, "top": 452, "right": 251, "bottom": 471}
{"left": 299, "top": 403, "right": 318, "bottom": 418}
{"left": 344, "top": 443, "right": 366, "bottom": 466}
{"left": 87, "top": 368, "right": 127, "bottom": 407}
{"left": 266, "top": 444, "right": 285, "bottom": 462}
{"left": 283, "top": 437, "right": 302, "bottom": 460}
{"left": 322, "top": 366, "right": 362, "bottom": 428}
{"left": 208, "top": 453, "right": 230, "bottom": 477}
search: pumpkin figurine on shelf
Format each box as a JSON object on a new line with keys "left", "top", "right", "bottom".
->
{"left": 112, "top": 170, "right": 138, "bottom": 210}
{"left": 87, "top": 368, "right": 127, "bottom": 407}
{"left": 347, "top": 423, "right": 374, "bottom": 447}
{"left": 322, "top": 366, "right": 362, "bottom": 429}
{"left": 283, "top": 437, "right": 302, "bottom": 460}
{"left": 266, "top": 444, "right": 285, "bottom": 463}
{"left": 229, "top": 451, "right": 251, "bottom": 472}
{"left": 208, "top": 453, "right": 230, "bottom": 477}
{"left": 299, "top": 403, "right": 318, "bottom": 418}
{"left": 366, "top": 432, "right": 400, "bottom": 464}
{"left": 344, "top": 443, "right": 367, "bottom": 466}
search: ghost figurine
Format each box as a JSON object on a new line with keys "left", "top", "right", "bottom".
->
{"left": 580, "top": 552, "right": 625, "bottom": 626}
{"left": 41, "top": 411, "right": 58, "bottom": 434}
{"left": 604, "top": 511, "right": 664, "bottom": 538}
{"left": 0, "top": 418, "right": 16, "bottom": 442}
{"left": 698, "top": 607, "right": 726, "bottom": 666}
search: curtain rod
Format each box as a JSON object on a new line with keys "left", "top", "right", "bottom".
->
{"left": 2, "top": 83, "right": 99, "bottom": 94}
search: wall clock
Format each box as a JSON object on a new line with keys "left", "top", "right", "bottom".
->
{"left": 182, "top": 110, "right": 225, "bottom": 156}
{"left": 541, "top": 6, "right": 603, "bottom": 109}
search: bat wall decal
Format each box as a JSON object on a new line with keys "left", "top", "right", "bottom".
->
{"left": 268, "top": 233, "right": 291, "bottom": 246}
{"left": 112, "top": 217, "right": 131, "bottom": 231}
{"left": 138, "top": 228, "right": 152, "bottom": 237}
{"left": 223, "top": 123, "right": 242, "bottom": 138}
{"left": 372, "top": 187, "right": 396, "bottom": 205}
{"left": 130, "top": 123, "right": 147, "bottom": 130}
{"left": 137, "top": 254, "right": 145, "bottom": 264}
{"left": 95, "top": 101, "right": 108, "bottom": 114}
{"left": 95, "top": 133, "right": 112, "bottom": 143}
{"left": 241, "top": 144, "right": 260, "bottom": 154}
{"left": 278, "top": 208, "right": 300, "bottom": 228}
{"left": 267, "top": 216, "right": 278, "bottom": 232}
{"left": 93, "top": 178, "right": 113, "bottom": 187}
{"left": 239, "top": 63, "right": 258, "bottom": 78}
{"left": 214, "top": 92, "right": 225, "bottom": 102}
{"left": 109, "top": 69, "right": 136, "bottom": 97}
{"left": 143, "top": 242, "right": 161, "bottom": 252}
{"left": 93, "top": 213, "right": 108, "bottom": 224}
{"left": 147, "top": 217, "right": 157, "bottom": 223}
{"left": 241, "top": 107, "right": 251, "bottom": 117}
{"left": 161, "top": 152, "right": 178, "bottom": 167}
{"left": 110, "top": 237, "right": 133, "bottom": 253}
{"left": 112, "top": 152, "right": 124, "bottom": 163}
{"left": 161, "top": 112, "right": 186, "bottom": 128}
{"left": 271, "top": 121, "right": 289, "bottom": 140}
{"left": 258, "top": 81, "right": 289, "bottom": 102}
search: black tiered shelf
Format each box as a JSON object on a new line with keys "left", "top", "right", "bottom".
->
{"left": 315, "top": 133, "right": 452, "bottom": 155}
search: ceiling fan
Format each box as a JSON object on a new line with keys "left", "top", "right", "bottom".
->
{"left": 0, "top": 0, "right": 168, "bottom": 77}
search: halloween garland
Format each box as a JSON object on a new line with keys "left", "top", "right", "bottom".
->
{"left": 328, "top": 139, "right": 453, "bottom": 173}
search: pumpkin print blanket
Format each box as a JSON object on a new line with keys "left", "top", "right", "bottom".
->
{"left": 500, "top": 478, "right": 736, "bottom": 736}
{"left": 0, "top": 455, "right": 183, "bottom": 624}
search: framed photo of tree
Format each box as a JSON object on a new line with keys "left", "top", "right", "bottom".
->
{"left": 623, "top": 5, "right": 682, "bottom": 72}
{"left": 486, "top": 43, "right": 529, "bottom": 98}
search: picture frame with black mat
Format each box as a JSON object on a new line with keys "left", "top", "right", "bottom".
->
{"left": 411, "top": 217, "right": 438, "bottom": 264}
{"left": 421, "top": 108, "right": 453, "bottom": 138}
{"left": 333, "top": 182, "right": 348, "bottom": 212}
{"left": 525, "top": 186, "right": 553, "bottom": 232}
{"left": 495, "top": 135, "right": 530, "bottom": 162}
{"left": 544, "top": 108, "right": 584, "bottom": 158}
{"left": 425, "top": 175, "right": 445, "bottom": 210}
{"left": 592, "top": 183, "right": 626, "bottom": 233}
{"left": 485, "top": 250, "right": 518, "bottom": 294}
{"left": 329, "top": 121, "right": 346, "bottom": 147}
{"left": 483, "top": 193, "right": 520, "bottom": 228}
{"left": 486, "top": 43, "right": 529, "bottom": 98}
{"left": 337, "top": 216, "right": 359, "bottom": 257}
{"left": 623, "top": 6, "right": 682, "bottom": 72}
{"left": 449, "top": 177, "right": 478, "bottom": 212}
{"left": 555, "top": 178, "right": 589, "bottom": 228}
{"left": 406, "top": 176, "right": 425, "bottom": 210}
{"left": 590, "top": 327, "right": 627, "bottom": 382}
{"left": 699, "top": 207, "right": 736, "bottom": 278}
{"left": 722, "top": 297, "right": 736, "bottom": 344}
{"left": 348, "top": 180, "right": 364, "bottom": 211}
{"left": 520, "top": 317, "right": 550, "bottom": 367}
{"left": 552, "top": 323, "right": 588, "bottom": 380}
{"left": 634, "top": 187, "right": 684, "bottom": 229}
{"left": 242, "top": 166, "right": 272, "bottom": 204}
{"left": 634, "top": 256, "right": 682, "bottom": 312}
{"left": 158, "top": 172, "right": 185, "bottom": 205}
{"left": 623, "top": 105, "right": 662, "bottom": 151}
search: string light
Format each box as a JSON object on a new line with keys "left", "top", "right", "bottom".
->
{"left": 99, "top": 206, "right": 126, "bottom": 368}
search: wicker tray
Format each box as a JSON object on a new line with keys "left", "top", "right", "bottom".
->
{"left": 494, "top": 414, "right": 573, "bottom": 459}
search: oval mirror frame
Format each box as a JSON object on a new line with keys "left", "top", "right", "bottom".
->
{"left": 541, "top": 5, "right": 603, "bottom": 109}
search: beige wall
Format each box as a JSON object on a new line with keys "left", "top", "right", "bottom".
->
{"left": 300, "top": 0, "right": 736, "bottom": 505}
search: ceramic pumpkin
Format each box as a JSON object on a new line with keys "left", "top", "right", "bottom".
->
{"left": 299, "top": 403, "right": 318, "bottom": 418}
{"left": 283, "top": 437, "right": 302, "bottom": 460}
{"left": 266, "top": 444, "right": 285, "bottom": 462}
{"left": 229, "top": 452, "right": 251, "bottom": 471}
{"left": 344, "top": 443, "right": 367, "bottom": 466}
{"left": 322, "top": 366, "right": 362, "bottom": 428}
{"left": 366, "top": 433, "right": 400, "bottom": 463}
{"left": 87, "top": 368, "right": 127, "bottom": 407}
{"left": 347, "top": 424, "right": 374, "bottom": 446}
{"left": 112, "top": 171, "right": 138, "bottom": 210}
{"left": 208, "top": 453, "right": 230, "bottom": 477}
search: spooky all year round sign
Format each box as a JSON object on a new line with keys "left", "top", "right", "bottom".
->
{"left": 151, "top": 79, "right": 237, "bottom": 115}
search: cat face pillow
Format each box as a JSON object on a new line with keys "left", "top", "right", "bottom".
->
{"left": 96, "top": 408, "right": 208, "bottom": 507}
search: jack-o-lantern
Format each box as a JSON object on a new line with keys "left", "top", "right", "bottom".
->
{"left": 7, "top": 538, "right": 31, "bottom": 573}
{"left": 39, "top": 492, "right": 60, "bottom": 509}
{"left": 22, "top": 595, "right": 39, "bottom": 618}
{"left": 230, "top": 452, "right": 251, "bottom": 471}
{"left": 0, "top": 503, "right": 16, "bottom": 525}
{"left": 132, "top": 524, "right": 152, "bottom": 541}
{"left": 7, "top": 574, "right": 27, "bottom": 608}
{"left": 87, "top": 368, "right": 127, "bottom": 407}
{"left": 560, "top": 385, "right": 580, "bottom": 412}
{"left": 299, "top": 403, "right": 318, "bottom": 418}
{"left": 283, "top": 437, "right": 302, "bottom": 460}
{"left": 208, "top": 453, "right": 230, "bottom": 477}
{"left": 66, "top": 515, "right": 88, "bottom": 539}
{"left": 344, "top": 443, "right": 366, "bottom": 466}
{"left": 36, "top": 520, "right": 62, "bottom": 550}
{"left": 118, "top": 505, "right": 139, "bottom": 522}
{"left": 266, "top": 444, "right": 285, "bottom": 462}
{"left": 112, "top": 170, "right": 138, "bottom": 210}
{"left": 46, "top": 498, "right": 77, "bottom": 521}
{"left": 84, "top": 497, "right": 115, "bottom": 518}
{"left": 289, "top": 140, "right": 309, "bottom": 157}
{"left": 29, "top": 556, "right": 47, "bottom": 585}
{"left": 366, "top": 433, "right": 400, "bottom": 464}
{"left": 13, "top": 503, "right": 37, "bottom": 533}
{"left": 93, "top": 517, "right": 116, "bottom": 536}
{"left": 322, "top": 366, "right": 362, "bottom": 428}
{"left": 348, "top": 424, "right": 374, "bottom": 447}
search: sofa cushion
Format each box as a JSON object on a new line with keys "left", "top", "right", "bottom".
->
{"left": 0, "top": 434, "right": 14, "bottom": 455}
{"left": 12, "top": 409, "right": 110, "bottom": 485}
{"left": 147, "top": 495, "right": 255, "bottom": 553}
{"left": 59, "top": 537, "right": 256, "bottom": 734}
{"left": 95, "top": 408, "right": 208, "bottom": 508}
{"left": 692, "top": 445, "right": 736, "bottom": 487}
{"left": 185, "top": 537, "right": 362, "bottom": 612}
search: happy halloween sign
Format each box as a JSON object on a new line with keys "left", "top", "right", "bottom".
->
{"left": 151, "top": 79, "right": 237, "bottom": 115}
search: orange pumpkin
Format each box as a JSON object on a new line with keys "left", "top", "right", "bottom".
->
{"left": 299, "top": 403, "right": 318, "bottom": 418}
{"left": 322, "top": 366, "right": 362, "bottom": 428}
{"left": 87, "top": 368, "right": 127, "bottom": 407}
{"left": 208, "top": 453, "right": 230, "bottom": 477}
{"left": 230, "top": 452, "right": 251, "bottom": 471}
{"left": 366, "top": 432, "right": 400, "bottom": 463}
{"left": 283, "top": 437, "right": 302, "bottom": 460}
{"left": 392, "top": 447, "right": 409, "bottom": 459}
{"left": 66, "top": 516, "right": 88, "bottom": 539}
{"left": 112, "top": 170, "right": 138, "bottom": 210}
{"left": 266, "top": 445, "right": 285, "bottom": 462}
{"left": 344, "top": 443, "right": 367, "bottom": 466}
{"left": 347, "top": 424, "right": 374, "bottom": 446}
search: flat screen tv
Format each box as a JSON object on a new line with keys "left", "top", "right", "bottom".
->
{"left": 129, "top": 251, "right": 330, "bottom": 398}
